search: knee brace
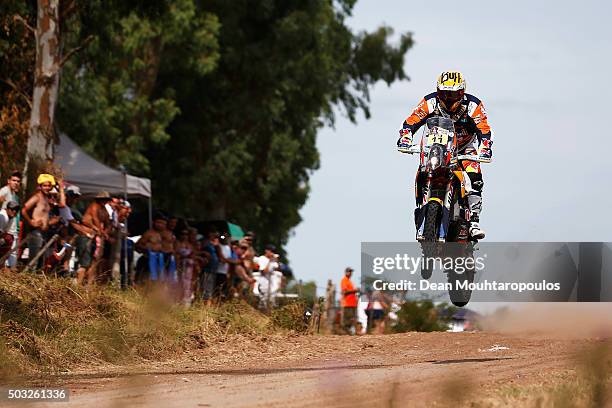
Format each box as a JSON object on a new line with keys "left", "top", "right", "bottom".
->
{"left": 465, "top": 172, "right": 484, "bottom": 196}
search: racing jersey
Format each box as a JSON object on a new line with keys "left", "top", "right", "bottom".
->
{"left": 402, "top": 92, "right": 492, "bottom": 152}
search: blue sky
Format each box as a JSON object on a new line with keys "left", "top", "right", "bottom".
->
{"left": 285, "top": 0, "right": 612, "bottom": 294}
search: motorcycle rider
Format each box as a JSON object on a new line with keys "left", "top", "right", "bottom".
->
{"left": 397, "top": 71, "right": 492, "bottom": 239}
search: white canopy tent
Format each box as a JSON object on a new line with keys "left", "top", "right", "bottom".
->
{"left": 54, "top": 133, "right": 151, "bottom": 198}
{"left": 54, "top": 133, "right": 152, "bottom": 227}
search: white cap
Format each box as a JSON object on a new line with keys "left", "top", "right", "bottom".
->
{"left": 65, "top": 184, "right": 81, "bottom": 196}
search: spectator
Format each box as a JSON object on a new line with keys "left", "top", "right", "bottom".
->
{"left": 45, "top": 183, "right": 83, "bottom": 276}
{"left": 175, "top": 229, "right": 195, "bottom": 305}
{"left": 80, "top": 191, "right": 112, "bottom": 284}
{"left": 65, "top": 186, "right": 94, "bottom": 273}
{"left": 188, "top": 227, "right": 208, "bottom": 298}
{"left": 167, "top": 216, "right": 178, "bottom": 235}
{"left": 62, "top": 186, "right": 95, "bottom": 285}
{"left": 255, "top": 244, "right": 282, "bottom": 310}
{"left": 160, "top": 214, "right": 177, "bottom": 283}
{"left": 340, "top": 267, "right": 359, "bottom": 335}
{"left": 244, "top": 231, "right": 255, "bottom": 250}
{"left": 117, "top": 200, "right": 133, "bottom": 289}
{"left": 323, "top": 279, "right": 337, "bottom": 332}
{"left": 199, "top": 232, "right": 219, "bottom": 303}
{"left": 0, "top": 201, "right": 20, "bottom": 261}
{"left": 368, "top": 290, "right": 388, "bottom": 334}
{"left": 100, "top": 196, "right": 122, "bottom": 284}
{"left": 229, "top": 239, "right": 255, "bottom": 298}
{"left": 227, "top": 239, "right": 240, "bottom": 297}
{"left": 214, "top": 233, "right": 232, "bottom": 299}
{"left": 365, "top": 289, "right": 374, "bottom": 333}
{"left": 239, "top": 233, "right": 256, "bottom": 274}
{"left": 0, "top": 171, "right": 21, "bottom": 207}
{"left": 0, "top": 171, "right": 22, "bottom": 267}
{"left": 21, "top": 174, "right": 57, "bottom": 269}
{"left": 57, "top": 184, "right": 77, "bottom": 224}
{"left": 134, "top": 213, "right": 166, "bottom": 284}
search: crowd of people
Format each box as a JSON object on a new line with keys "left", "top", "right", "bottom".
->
{"left": 0, "top": 170, "right": 288, "bottom": 308}
{"left": 132, "top": 213, "right": 287, "bottom": 307}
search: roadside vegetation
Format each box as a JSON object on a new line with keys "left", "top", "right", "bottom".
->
{"left": 0, "top": 270, "right": 301, "bottom": 380}
{"left": 392, "top": 300, "right": 457, "bottom": 333}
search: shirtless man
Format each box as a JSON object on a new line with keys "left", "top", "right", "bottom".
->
{"left": 240, "top": 232, "right": 256, "bottom": 273}
{"left": 21, "top": 174, "right": 58, "bottom": 269}
{"left": 135, "top": 214, "right": 165, "bottom": 283}
{"left": 82, "top": 192, "right": 112, "bottom": 239}
{"left": 230, "top": 240, "right": 256, "bottom": 297}
{"left": 79, "top": 192, "right": 112, "bottom": 285}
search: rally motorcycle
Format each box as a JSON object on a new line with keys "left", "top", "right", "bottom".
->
{"left": 403, "top": 117, "right": 490, "bottom": 306}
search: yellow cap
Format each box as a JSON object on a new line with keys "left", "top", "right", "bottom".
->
{"left": 37, "top": 173, "right": 56, "bottom": 185}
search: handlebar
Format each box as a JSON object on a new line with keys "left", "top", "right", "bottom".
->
{"left": 456, "top": 154, "right": 492, "bottom": 164}
{"left": 398, "top": 146, "right": 492, "bottom": 163}
{"left": 397, "top": 145, "right": 421, "bottom": 154}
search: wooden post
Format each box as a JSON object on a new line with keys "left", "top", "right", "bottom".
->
{"left": 25, "top": 233, "right": 58, "bottom": 271}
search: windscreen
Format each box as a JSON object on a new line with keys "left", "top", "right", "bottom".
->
{"left": 423, "top": 117, "right": 455, "bottom": 148}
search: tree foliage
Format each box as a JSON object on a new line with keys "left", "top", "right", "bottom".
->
{"left": 57, "top": 0, "right": 220, "bottom": 174}
{"left": 0, "top": 1, "right": 36, "bottom": 177}
{"left": 50, "top": 0, "right": 413, "bottom": 254}
{"left": 285, "top": 279, "right": 318, "bottom": 307}
{"left": 392, "top": 300, "right": 456, "bottom": 333}
{"left": 150, "top": 0, "right": 412, "bottom": 249}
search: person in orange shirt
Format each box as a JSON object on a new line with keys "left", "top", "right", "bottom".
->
{"left": 341, "top": 267, "right": 359, "bottom": 334}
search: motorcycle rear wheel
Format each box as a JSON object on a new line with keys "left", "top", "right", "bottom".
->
{"left": 446, "top": 244, "right": 476, "bottom": 307}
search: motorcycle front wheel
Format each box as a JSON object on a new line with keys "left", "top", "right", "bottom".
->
{"left": 420, "top": 201, "right": 442, "bottom": 279}
{"left": 422, "top": 201, "right": 442, "bottom": 242}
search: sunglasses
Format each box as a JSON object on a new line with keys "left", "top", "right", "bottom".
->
{"left": 438, "top": 90, "right": 463, "bottom": 101}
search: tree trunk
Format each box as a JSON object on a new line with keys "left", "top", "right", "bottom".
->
{"left": 24, "top": 0, "right": 61, "bottom": 190}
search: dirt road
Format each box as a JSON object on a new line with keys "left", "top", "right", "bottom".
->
{"left": 13, "top": 331, "right": 597, "bottom": 408}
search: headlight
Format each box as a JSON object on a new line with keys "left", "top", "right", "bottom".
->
{"left": 429, "top": 156, "right": 439, "bottom": 169}
{"left": 428, "top": 146, "right": 443, "bottom": 170}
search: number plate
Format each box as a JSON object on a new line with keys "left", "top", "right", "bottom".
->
{"left": 427, "top": 132, "right": 449, "bottom": 145}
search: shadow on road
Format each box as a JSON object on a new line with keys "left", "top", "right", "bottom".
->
{"left": 429, "top": 357, "right": 513, "bottom": 365}
{"left": 16, "top": 357, "right": 515, "bottom": 386}
{"left": 19, "top": 363, "right": 405, "bottom": 384}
